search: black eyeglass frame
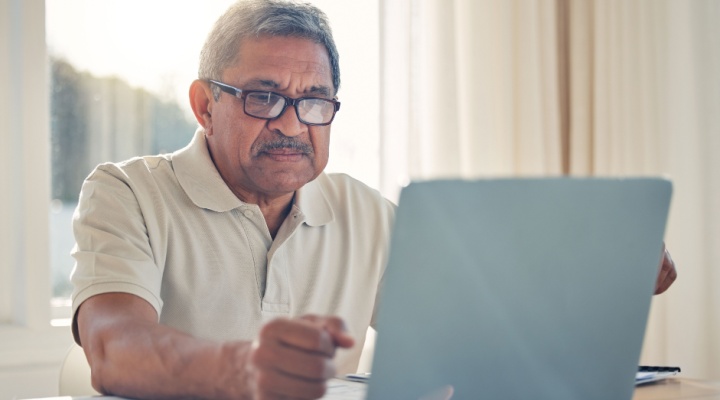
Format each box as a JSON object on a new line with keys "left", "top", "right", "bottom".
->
{"left": 208, "top": 79, "right": 341, "bottom": 126}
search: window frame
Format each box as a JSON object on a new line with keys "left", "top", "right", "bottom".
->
{"left": 0, "top": 0, "right": 72, "bottom": 369}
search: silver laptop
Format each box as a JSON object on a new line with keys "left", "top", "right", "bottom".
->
{"left": 352, "top": 178, "right": 671, "bottom": 400}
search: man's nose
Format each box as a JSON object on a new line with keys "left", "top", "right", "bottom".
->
{"left": 267, "top": 104, "right": 307, "bottom": 137}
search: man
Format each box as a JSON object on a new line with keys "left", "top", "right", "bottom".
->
{"left": 70, "top": 1, "right": 677, "bottom": 399}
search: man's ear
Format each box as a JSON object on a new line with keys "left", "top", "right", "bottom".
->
{"left": 189, "top": 79, "right": 214, "bottom": 131}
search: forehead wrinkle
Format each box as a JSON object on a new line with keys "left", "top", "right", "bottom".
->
{"left": 241, "top": 79, "right": 278, "bottom": 90}
{"left": 232, "top": 38, "right": 334, "bottom": 96}
{"left": 240, "top": 78, "right": 332, "bottom": 97}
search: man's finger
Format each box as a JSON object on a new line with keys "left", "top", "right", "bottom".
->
{"left": 259, "top": 318, "right": 337, "bottom": 356}
{"left": 253, "top": 367, "right": 328, "bottom": 400}
{"left": 320, "top": 316, "right": 355, "bottom": 349}
{"left": 252, "top": 340, "right": 337, "bottom": 380}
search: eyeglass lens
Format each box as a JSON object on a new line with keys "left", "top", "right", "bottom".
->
{"left": 244, "top": 92, "right": 335, "bottom": 125}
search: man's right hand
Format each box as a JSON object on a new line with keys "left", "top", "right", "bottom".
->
{"left": 247, "top": 315, "right": 355, "bottom": 400}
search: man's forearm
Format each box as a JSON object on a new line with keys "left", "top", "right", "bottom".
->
{"left": 77, "top": 293, "right": 254, "bottom": 399}
{"left": 85, "top": 319, "right": 253, "bottom": 400}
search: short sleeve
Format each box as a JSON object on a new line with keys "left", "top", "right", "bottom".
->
{"left": 70, "top": 163, "right": 163, "bottom": 344}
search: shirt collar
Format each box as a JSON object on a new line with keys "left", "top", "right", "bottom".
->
{"left": 172, "top": 128, "right": 335, "bottom": 227}
{"left": 172, "top": 128, "right": 243, "bottom": 212}
{"left": 295, "top": 174, "right": 334, "bottom": 226}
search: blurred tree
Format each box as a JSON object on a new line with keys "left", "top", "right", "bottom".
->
{"left": 49, "top": 57, "right": 196, "bottom": 202}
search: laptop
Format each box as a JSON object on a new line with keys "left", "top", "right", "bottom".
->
{"left": 325, "top": 178, "right": 672, "bottom": 400}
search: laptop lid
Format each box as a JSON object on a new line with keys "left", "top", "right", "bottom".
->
{"left": 365, "top": 178, "right": 672, "bottom": 400}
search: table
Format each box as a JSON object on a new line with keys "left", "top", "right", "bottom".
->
{"left": 634, "top": 378, "right": 720, "bottom": 400}
{"left": 26, "top": 378, "right": 720, "bottom": 400}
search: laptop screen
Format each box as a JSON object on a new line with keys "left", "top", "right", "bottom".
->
{"left": 366, "top": 178, "right": 671, "bottom": 400}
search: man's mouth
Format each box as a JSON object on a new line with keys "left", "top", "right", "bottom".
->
{"left": 263, "top": 148, "right": 305, "bottom": 155}
{"left": 260, "top": 147, "right": 308, "bottom": 161}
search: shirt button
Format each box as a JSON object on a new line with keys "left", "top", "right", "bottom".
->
{"left": 243, "top": 210, "right": 253, "bottom": 218}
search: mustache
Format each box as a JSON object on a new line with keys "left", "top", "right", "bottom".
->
{"left": 255, "top": 137, "right": 314, "bottom": 154}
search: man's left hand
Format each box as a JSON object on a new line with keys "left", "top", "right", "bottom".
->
{"left": 654, "top": 244, "right": 677, "bottom": 295}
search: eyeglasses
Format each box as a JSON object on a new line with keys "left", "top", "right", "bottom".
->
{"left": 208, "top": 79, "right": 340, "bottom": 126}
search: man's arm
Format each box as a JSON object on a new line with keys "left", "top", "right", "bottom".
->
{"left": 77, "top": 293, "right": 353, "bottom": 400}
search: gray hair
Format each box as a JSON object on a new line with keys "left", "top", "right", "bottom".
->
{"left": 199, "top": 0, "right": 340, "bottom": 95}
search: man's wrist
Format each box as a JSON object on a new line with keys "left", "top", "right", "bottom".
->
{"left": 209, "top": 341, "right": 254, "bottom": 400}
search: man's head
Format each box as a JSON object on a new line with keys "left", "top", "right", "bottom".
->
{"left": 190, "top": 0, "right": 340, "bottom": 204}
{"left": 198, "top": 0, "right": 340, "bottom": 94}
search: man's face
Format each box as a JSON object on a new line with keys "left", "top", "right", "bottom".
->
{"left": 205, "top": 36, "right": 334, "bottom": 199}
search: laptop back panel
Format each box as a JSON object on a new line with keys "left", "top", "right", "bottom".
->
{"left": 366, "top": 178, "right": 672, "bottom": 400}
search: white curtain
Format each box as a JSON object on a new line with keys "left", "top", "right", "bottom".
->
{"left": 573, "top": 0, "right": 720, "bottom": 379}
{"left": 380, "top": 0, "right": 564, "bottom": 201}
{"left": 380, "top": 0, "right": 720, "bottom": 378}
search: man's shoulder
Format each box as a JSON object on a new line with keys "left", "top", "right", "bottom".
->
{"left": 107, "top": 153, "right": 173, "bottom": 171}
{"left": 81, "top": 154, "right": 181, "bottom": 201}
{"left": 91, "top": 153, "right": 174, "bottom": 180}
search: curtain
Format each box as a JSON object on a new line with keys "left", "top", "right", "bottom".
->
{"left": 571, "top": 0, "right": 720, "bottom": 379}
{"left": 380, "top": 0, "right": 720, "bottom": 378}
{"left": 380, "top": 0, "right": 564, "bottom": 200}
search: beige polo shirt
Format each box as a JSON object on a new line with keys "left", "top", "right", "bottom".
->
{"left": 70, "top": 129, "right": 395, "bottom": 373}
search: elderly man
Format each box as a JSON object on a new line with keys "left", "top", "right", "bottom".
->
{"left": 70, "top": 1, "right": 677, "bottom": 399}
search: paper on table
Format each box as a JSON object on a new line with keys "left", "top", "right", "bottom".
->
{"left": 635, "top": 366, "right": 681, "bottom": 385}
{"left": 321, "top": 378, "right": 367, "bottom": 400}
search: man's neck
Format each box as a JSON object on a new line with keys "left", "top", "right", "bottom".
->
{"left": 258, "top": 195, "right": 295, "bottom": 239}
{"left": 230, "top": 187, "right": 295, "bottom": 239}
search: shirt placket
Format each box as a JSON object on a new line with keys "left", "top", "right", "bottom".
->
{"left": 262, "top": 208, "right": 305, "bottom": 321}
